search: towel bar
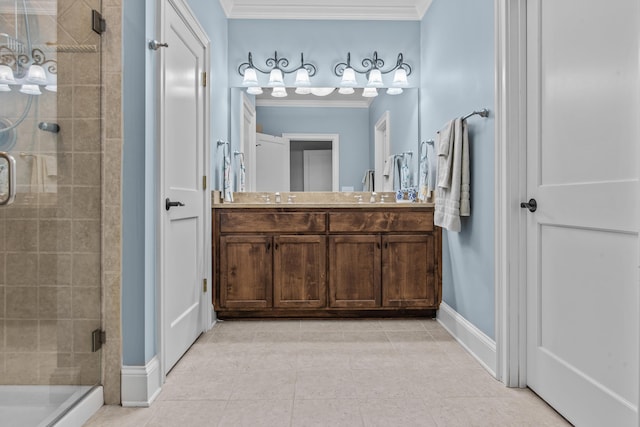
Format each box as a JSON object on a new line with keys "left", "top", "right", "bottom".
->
{"left": 462, "top": 108, "right": 489, "bottom": 121}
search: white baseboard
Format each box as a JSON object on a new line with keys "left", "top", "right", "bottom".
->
{"left": 437, "top": 302, "right": 497, "bottom": 377}
{"left": 121, "top": 356, "right": 162, "bottom": 407}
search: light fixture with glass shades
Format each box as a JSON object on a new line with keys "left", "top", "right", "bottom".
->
{"left": 1, "top": 15, "right": 58, "bottom": 137}
{"left": 334, "top": 51, "right": 411, "bottom": 95}
{"left": 0, "top": 34, "right": 58, "bottom": 95}
{"left": 238, "top": 51, "right": 316, "bottom": 97}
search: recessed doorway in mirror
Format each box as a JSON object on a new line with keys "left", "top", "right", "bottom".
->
{"left": 229, "top": 87, "right": 419, "bottom": 193}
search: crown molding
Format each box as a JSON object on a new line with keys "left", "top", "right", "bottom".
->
{"left": 219, "top": 0, "right": 432, "bottom": 21}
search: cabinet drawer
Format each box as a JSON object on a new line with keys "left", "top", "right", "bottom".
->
{"left": 329, "top": 211, "right": 433, "bottom": 233}
{"left": 219, "top": 212, "right": 326, "bottom": 233}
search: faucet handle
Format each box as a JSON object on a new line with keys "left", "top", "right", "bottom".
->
{"left": 354, "top": 195, "right": 364, "bottom": 204}
{"left": 379, "top": 194, "right": 389, "bottom": 203}
{"left": 260, "top": 194, "right": 271, "bottom": 203}
{"left": 287, "top": 195, "right": 296, "bottom": 204}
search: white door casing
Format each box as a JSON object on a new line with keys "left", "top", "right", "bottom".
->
{"left": 255, "top": 133, "right": 289, "bottom": 192}
{"left": 374, "top": 111, "right": 390, "bottom": 192}
{"left": 240, "top": 92, "right": 256, "bottom": 191}
{"left": 524, "top": 1, "right": 639, "bottom": 425}
{"left": 158, "top": 0, "right": 210, "bottom": 376}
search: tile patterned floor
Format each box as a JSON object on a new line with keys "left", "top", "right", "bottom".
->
{"left": 85, "top": 319, "right": 570, "bottom": 426}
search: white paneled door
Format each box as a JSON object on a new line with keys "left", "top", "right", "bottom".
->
{"left": 255, "top": 133, "right": 290, "bottom": 191}
{"left": 160, "top": 0, "right": 208, "bottom": 374}
{"left": 525, "top": 1, "right": 639, "bottom": 425}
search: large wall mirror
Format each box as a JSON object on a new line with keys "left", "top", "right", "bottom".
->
{"left": 230, "top": 87, "right": 419, "bottom": 193}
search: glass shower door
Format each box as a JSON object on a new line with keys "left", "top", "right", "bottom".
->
{"left": 0, "top": 0, "right": 103, "bottom": 425}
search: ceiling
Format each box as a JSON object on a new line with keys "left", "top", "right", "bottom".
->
{"left": 218, "top": 0, "right": 433, "bottom": 21}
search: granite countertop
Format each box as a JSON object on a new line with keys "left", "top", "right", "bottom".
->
{"left": 212, "top": 191, "right": 435, "bottom": 209}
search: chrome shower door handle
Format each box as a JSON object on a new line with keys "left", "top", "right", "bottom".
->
{"left": 0, "top": 151, "right": 16, "bottom": 206}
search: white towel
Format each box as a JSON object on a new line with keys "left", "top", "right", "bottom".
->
{"left": 30, "top": 154, "right": 57, "bottom": 193}
{"left": 238, "top": 153, "right": 246, "bottom": 193}
{"left": 382, "top": 155, "right": 395, "bottom": 191}
{"left": 418, "top": 141, "right": 437, "bottom": 202}
{"left": 418, "top": 143, "right": 429, "bottom": 201}
{"left": 434, "top": 118, "right": 469, "bottom": 231}
{"left": 400, "top": 156, "right": 410, "bottom": 190}
{"left": 223, "top": 155, "right": 233, "bottom": 202}
{"left": 362, "top": 170, "right": 374, "bottom": 192}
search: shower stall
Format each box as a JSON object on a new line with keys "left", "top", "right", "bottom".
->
{"left": 0, "top": 0, "right": 103, "bottom": 425}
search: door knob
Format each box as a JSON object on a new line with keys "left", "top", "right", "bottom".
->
{"left": 165, "top": 198, "right": 185, "bottom": 211}
{"left": 520, "top": 198, "right": 537, "bottom": 212}
{"left": 149, "top": 40, "right": 169, "bottom": 50}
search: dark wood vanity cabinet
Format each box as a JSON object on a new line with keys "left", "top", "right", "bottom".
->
{"left": 213, "top": 207, "right": 441, "bottom": 318}
{"left": 329, "top": 235, "right": 382, "bottom": 308}
{"left": 274, "top": 235, "right": 327, "bottom": 309}
{"left": 219, "top": 235, "right": 273, "bottom": 308}
{"left": 382, "top": 234, "right": 438, "bottom": 307}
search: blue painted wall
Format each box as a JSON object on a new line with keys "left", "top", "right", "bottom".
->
{"left": 122, "top": 0, "right": 155, "bottom": 366}
{"left": 122, "top": 0, "right": 228, "bottom": 365}
{"left": 256, "top": 106, "right": 370, "bottom": 190}
{"left": 187, "top": 0, "right": 230, "bottom": 177}
{"left": 420, "top": 0, "right": 495, "bottom": 338}
{"left": 228, "top": 20, "right": 421, "bottom": 88}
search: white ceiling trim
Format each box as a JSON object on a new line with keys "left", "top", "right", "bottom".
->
{"left": 219, "top": 0, "right": 432, "bottom": 21}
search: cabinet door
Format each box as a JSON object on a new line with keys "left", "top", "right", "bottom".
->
{"left": 329, "top": 235, "right": 381, "bottom": 308}
{"left": 382, "top": 234, "right": 436, "bottom": 307}
{"left": 274, "top": 235, "right": 327, "bottom": 308}
{"left": 220, "top": 235, "right": 272, "bottom": 308}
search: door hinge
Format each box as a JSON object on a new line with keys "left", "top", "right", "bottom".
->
{"left": 91, "top": 10, "right": 106, "bottom": 35}
{"left": 203, "top": 175, "right": 207, "bottom": 190}
{"left": 91, "top": 329, "right": 106, "bottom": 352}
{"left": 203, "top": 278, "right": 208, "bottom": 293}
{"left": 202, "top": 71, "right": 207, "bottom": 87}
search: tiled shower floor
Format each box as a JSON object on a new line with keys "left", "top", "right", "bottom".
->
{"left": 85, "top": 319, "right": 570, "bottom": 426}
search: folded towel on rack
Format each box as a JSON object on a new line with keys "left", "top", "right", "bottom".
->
{"left": 223, "top": 154, "right": 233, "bottom": 202}
{"left": 418, "top": 142, "right": 435, "bottom": 201}
{"left": 30, "top": 154, "right": 57, "bottom": 193}
{"left": 394, "top": 156, "right": 404, "bottom": 191}
{"left": 238, "top": 153, "right": 246, "bottom": 193}
{"left": 434, "top": 118, "right": 469, "bottom": 231}
{"left": 400, "top": 155, "right": 410, "bottom": 190}
{"left": 436, "top": 120, "right": 454, "bottom": 189}
{"left": 382, "top": 155, "right": 395, "bottom": 191}
{"left": 460, "top": 122, "right": 470, "bottom": 216}
{"left": 362, "top": 169, "right": 374, "bottom": 192}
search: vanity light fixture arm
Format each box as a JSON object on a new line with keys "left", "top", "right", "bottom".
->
{"left": 238, "top": 51, "right": 316, "bottom": 77}
{"left": 334, "top": 51, "right": 412, "bottom": 77}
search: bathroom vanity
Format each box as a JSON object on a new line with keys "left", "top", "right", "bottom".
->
{"left": 212, "top": 193, "right": 442, "bottom": 319}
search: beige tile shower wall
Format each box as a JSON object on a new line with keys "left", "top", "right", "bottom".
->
{"left": 0, "top": 0, "right": 104, "bottom": 387}
{"left": 101, "top": 0, "right": 122, "bottom": 405}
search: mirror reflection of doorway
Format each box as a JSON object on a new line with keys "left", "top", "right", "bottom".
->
{"left": 290, "top": 140, "right": 332, "bottom": 191}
